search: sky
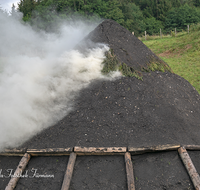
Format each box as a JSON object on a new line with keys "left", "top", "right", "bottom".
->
{"left": 0, "top": 0, "right": 19, "bottom": 12}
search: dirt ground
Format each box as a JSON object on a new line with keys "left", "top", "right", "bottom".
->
{"left": 1, "top": 19, "right": 200, "bottom": 189}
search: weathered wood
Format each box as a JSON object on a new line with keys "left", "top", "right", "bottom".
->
{"left": 128, "top": 144, "right": 180, "bottom": 155}
{"left": 125, "top": 152, "right": 135, "bottom": 190}
{"left": 184, "top": 145, "right": 200, "bottom": 150}
{"left": 27, "top": 148, "right": 73, "bottom": 156}
{"left": 0, "top": 148, "right": 27, "bottom": 156}
{"left": 5, "top": 153, "right": 31, "bottom": 190}
{"left": 178, "top": 147, "right": 200, "bottom": 190}
{"left": 61, "top": 152, "right": 76, "bottom": 190}
{"left": 74, "top": 147, "right": 127, "bottom": 155}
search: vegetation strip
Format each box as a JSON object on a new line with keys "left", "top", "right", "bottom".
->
{"left": 125, "top": 152, "right": 135, "bottom": 190}
{"left": 102, "top": 49, "right": 172, "bottom": 80}
{"left": 61, "top": 152, "right": 77, "bottom": 190}
{"left": 5, "top": 153, "right": 31, "bottom": 190}
{"left": 15, "top": 0, "right": 200, "bottom": 36}
{"left": 178, "top": 147, "right": 200, "bottom": 190}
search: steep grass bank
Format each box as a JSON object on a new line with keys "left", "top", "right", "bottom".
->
{"left": 142, "top": 25, "right": 200, "bottom": 93}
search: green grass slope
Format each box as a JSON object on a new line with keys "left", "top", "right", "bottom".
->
{"left": 141, "top": 25, "right": 200, "bottom": 94}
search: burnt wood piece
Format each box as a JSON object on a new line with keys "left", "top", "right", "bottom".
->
{"left": 0, "top": 148, "right": 27, "bottom": 156}
{"left": 125, "top": 152, "right": 135, "bottom": 190}
{"left": 74, "top": 147, "right": 127, "bottom": 155}
{"left": 178, "top": 147, "right": 200, "bottom": 190}
{"left": 5, "top": 153, "right": 31, "bottom": 190}
{"left": 184, "top": 145, "right": 200, "bottom": 150}
{"left": 61, "top": 152, "right": 77, "bottom": 190}
{"left": 128, "top": 144, "right": 180, "bottom": 155}
{"left": 26, "top": 148, "right": 73, "bottom": 156}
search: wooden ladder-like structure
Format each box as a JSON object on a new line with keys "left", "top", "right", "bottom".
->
{"left": 1, "top": 144, "right": 200, "bottom": 190}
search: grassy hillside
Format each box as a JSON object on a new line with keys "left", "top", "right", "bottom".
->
{"left": 141, "top": 24, "right": 200, "bottom": 94}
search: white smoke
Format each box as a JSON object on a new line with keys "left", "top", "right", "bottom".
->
{"left": 0, "top": 12, "right": 121, "bottom": 151}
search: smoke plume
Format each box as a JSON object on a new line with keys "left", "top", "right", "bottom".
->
{"left": 0, "top": 12, "right": 121, "bottom": 151}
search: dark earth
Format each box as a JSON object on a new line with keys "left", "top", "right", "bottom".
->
{"left": 1, "top": 19, "right": 200, "bottom": 190}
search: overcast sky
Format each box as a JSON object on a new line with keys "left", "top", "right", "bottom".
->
{"left": 0, "top": 0, "right": 19, "bottom": 12}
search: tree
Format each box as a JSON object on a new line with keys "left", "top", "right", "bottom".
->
{"left": 18, "top": 0, "right": 36, "bottom": 20}
{"left": 145, "top": 17, "right": 163, "bottom": 35}
{"left": 121, "top": 3, "right": 146, "bottom": 35}
{"left": 165, "top": 4, "right": 200, "bottom": 32}
{"left": 193, "top": 0, "right": 200, "bottom": 6}
{"left": 11, "top": 4, "right": 17, "bottom": 17}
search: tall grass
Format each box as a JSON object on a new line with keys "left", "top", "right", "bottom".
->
{"left": 142, "top": 24, "right": 200, "bottom": 94}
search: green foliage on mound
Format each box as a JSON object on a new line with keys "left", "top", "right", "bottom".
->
{"left": 142, "top": 58, "right": 173, "bottom": 73}
{"left": 119, "top": 63, "right": 143, "bottom": 80}
{"left": 101, "top": 49, "right": 119, "bottom": 74}
{"left": 102, "top": 49, "right": 172, "bottom": 80}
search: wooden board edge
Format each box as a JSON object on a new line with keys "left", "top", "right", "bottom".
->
{"left": 5, "top": 153, "right": 31, "bottom": 190}
{"left": 125, "top": 152, "right": 135, "bottom": 190}
{"left": 184, "top": 145, "right": 200, "bottom": 150}
{"left": 61, "top": 152, "right": 77, "bottom": 190}
{"left": 26, "top": 148, "right": 73, "bottom": 156}
{"left": 0, "top": 153, "right": 25, "bottom": 156}
{"left": 128, "top": 144, "right": 180, "bottom": 155}
{"left": 29, "top": 153, "right": 72, "bottom": 156}
{"left": 178, "top": 147, "right": 200, "bottom": 189}
{"left": 74, "top": 147, "right": 127, "bottom": 154}
{"left": 76, "top": 152, "right": 125, "bottom": 156}
{"left": 0, "top": 148, "right": 27, "bottom": 156}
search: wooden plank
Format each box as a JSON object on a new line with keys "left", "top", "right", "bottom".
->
{"left": 125, "top": 152, "right": 135, "bottom": 190}
{"left": 129, "top": 144, "right": 180, "bottom": 155}
{"left": 27, "top": 148, "right": 73, "bottom": 156}
{"left": 0, "top": 148, "right": 27, "bottom": 156}
{"left": 74, "top": 147, "right": 127, "bottom": 155}
{"left": 61, "top": 152, "right": 76, "bottom": 190}
{"left": 178, "top": 147, "right": 200, "bottom": 190}
{"left": 5, "top": 153, "right": 31, "bottom": 190}
{"left": 184, "top": 145, "right": 200, "bottom": 150}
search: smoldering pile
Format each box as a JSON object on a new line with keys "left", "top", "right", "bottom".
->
{"left": 2, "top": 19, "right": 200, "bottom": 190}
{"left": 22, "top": 19, "right": 200, "bottom": 149}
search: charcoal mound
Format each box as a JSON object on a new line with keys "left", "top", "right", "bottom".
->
{"left": 12, "top": 19, "right": 200, "bottom": 190}
{"left": 20, "top": 71, "right": 200, "bottom": 148}
{"left": 77, "top": 19, "right": 166, "bottom": 70}
{"left": 20, "top": 19, "right": 200, "bottom": 149}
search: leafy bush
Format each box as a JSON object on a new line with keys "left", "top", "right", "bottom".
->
{"left": 165, "top": 4, "right": 200, "bottom": 32}
{"left": 145, "top": 17, "right": 164, "bottom": 35}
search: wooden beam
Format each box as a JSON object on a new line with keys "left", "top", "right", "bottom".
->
{"left": 61, "top": 152, "right": 76, "bottom": 190}
{"left": 0, "top": 148, "right": 27, "bottom": 156}
{"left": 27, "top": 148, "right": 73, "bottom": 156}
{"left": 178, "top": 147, "right": 200, "bottom": 190}
{"left": 184, "top": 145, "right": 200, "bottom": 150}
{"left": 74, "top": 147, "right": 127, "bottom": 155}
{"left": 125, "top": 152, "right": 135, "bottom": 190}
{"left": 128, "top": 144, "right": 180, "bottom": 155}
{"left": 5, "top": 153, "right": 31, "bottom": 190}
